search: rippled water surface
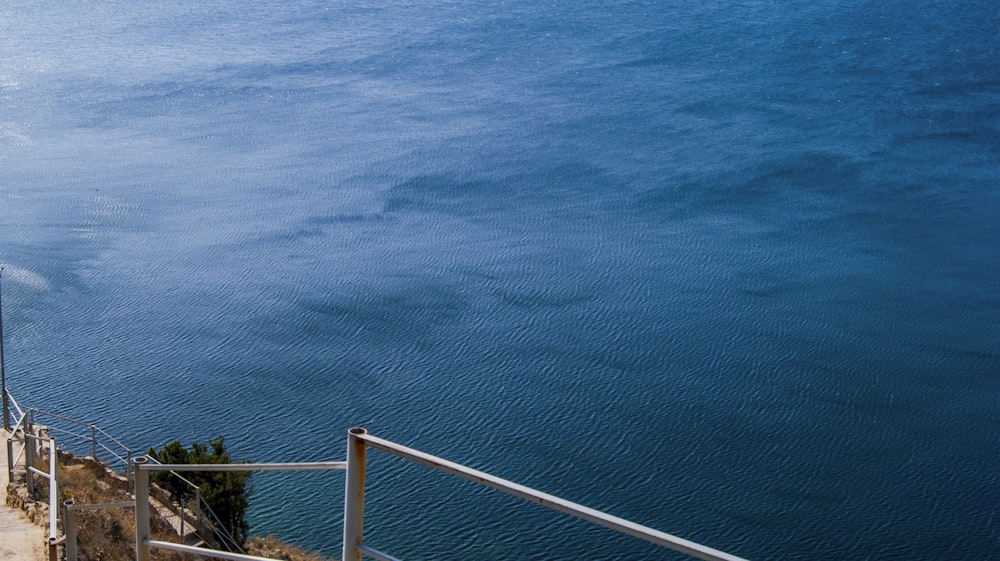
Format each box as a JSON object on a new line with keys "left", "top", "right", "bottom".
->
{"left": 2, "top": 1, "right": 999, "bottom": 559}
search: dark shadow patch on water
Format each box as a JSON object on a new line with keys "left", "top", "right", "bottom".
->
{"left": 496, "top": 287, "right": 596, "bottom": 310}
{"left": 308, "top": 213, "right": 384, "bottom": 225}
{"left": 381, "top": 162, "right": 624, "bottom": 221}
{"left": 260, "top": 280, "right": 469, "bottom": 347}
{"left": 634, "top": 150, "right": 868, "bottom": 223}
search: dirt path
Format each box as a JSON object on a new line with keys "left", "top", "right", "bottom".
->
{"left": 0, "top": 430, "right": 45, "bottom": 561}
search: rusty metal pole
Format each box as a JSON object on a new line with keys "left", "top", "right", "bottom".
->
{"left": 342, "top": 428, "right": 368, "bottom": 561}
{"left": 133, "top": 456, "right": 151, "bottom": 561}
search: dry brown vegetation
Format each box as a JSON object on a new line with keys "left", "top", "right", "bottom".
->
{"left": 57, "top": 453, "right": 187, "bottom": 561}
{"left": 53, "top": 452, "right": 333, "bottom": 561}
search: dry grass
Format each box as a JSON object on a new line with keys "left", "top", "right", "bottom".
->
{"left": 57, "top": 453, "right": 185, "bottom": 561}
{"left": 246, "top": 535, "right": 334, "bottom": 561}
{"left": 54, "top": 452, "right": 332, "bottom": 561}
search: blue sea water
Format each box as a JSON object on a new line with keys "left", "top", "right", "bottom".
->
{"left": 2, "top": 1, "right": 999, "bottom": 559}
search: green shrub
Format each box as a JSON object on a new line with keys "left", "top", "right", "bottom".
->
{"left": 147, "top": 437, "right": 252, "bottom": 547}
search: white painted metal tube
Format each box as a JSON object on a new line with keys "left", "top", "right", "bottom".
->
{"left": 47, "top": 438, "right": 57, "bottom": 541}
{"left": 357, "top": 544, "right": 404, "bottom": 561}
{"left": 67, "top": 501, "right": 135, "bottom": 511}
{"left": 63, "top": 501, "right": 78, "bottom": 561}
{"left": 357, "top": 432, "right": 750, "bottom": 561}
{"left": 133, "top": 456, "right": 151, "bottom": 561}
{"left": 147, "top": 540, "right": 278, "bottom": 561}
{"left": 137, "top": 461, "right": 346, "bottom": 472}
{"left": 342, "top": 427, "right": 368, "bottom": 561}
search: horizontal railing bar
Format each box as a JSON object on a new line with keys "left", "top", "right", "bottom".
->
{"left": 138, "top": 461, "right": 347, "bottom": 472}
{"left": 358, "top": 544, "right": 404, "bottom": 561}
{"left": 28, "top": 408, "right": 94, "bottom": 429}
{"left": 93, "top": 425, "right": 129, "bottom": 451}
{"left": 148, "top": 540, "right": 275, "bottom": 561}
{"left": 359, "top": 433, "right": 749, "bottom": 561}
{"left": 28, "top": 466, "right": 51, "bottom": 480}
{"left": 98, "top": 441, "right": 126, "bottom": 459}
{"left": 68, "top": 501, "right": 135, "bottom": 511}
{"left": 147, "top": 457, "right": 201, "bottom": 490}
{"left": 44, "top": 426, "right": 89, "bottom": 442}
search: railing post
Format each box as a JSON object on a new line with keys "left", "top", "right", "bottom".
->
{"left": 195, "top": 489, "right": 202, "bottom": 523}
{"left": 6, "top": 436, "right": 12, "bottom": 483}
{"left": 134, "top": 456, "right": 151, "bottom": 561}
{"left": 127, "top": 450, "right": 133, "bottom": 490}
{"left": 48, "top": 437, "right": 58, "bottom": 541}
{"left": 25, "top": 434, "right": 34, "bottom": 496}
{"left": 64, "top": 500, "right": 77, "bottom": 561}
{"left": 47, "top": 537, "right": 57, "bottom": 561}
{"left": 90, "top": 425, "right": 97, "bottom": 459}
{"left": 342, "top": 428, "right": 368, "bottom": 561}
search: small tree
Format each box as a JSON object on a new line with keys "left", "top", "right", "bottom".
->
{"left": 148, "top": 437, "right": 252, "bottom": 547}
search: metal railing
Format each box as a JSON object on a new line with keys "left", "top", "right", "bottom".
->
{"left": 133, "top": 428, "right": 750, "bottom": 561}
{"left": 5, "top": 391, "right": 29, "bottom": 483}
{"left": 63, "top": 500, "right": 135, "bottom": 561}
{"left": 22, "top": 433, "right": 62, "bottom": 561}
{"left": 344, "top": 428, "right": 749, "bottom": 561}
{"left": 134, "top": 458, "right": 348, "bottom": 561}
{"left": 24, "top": 407, "right": 132, "bottom": 475}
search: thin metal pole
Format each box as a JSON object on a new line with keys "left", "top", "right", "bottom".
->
{"left": 342, "top": 428, "right": 368, "bottom": 561}
{"left": 25, "top": 434, "right": 34, "bottom": 496}
{"left": 47, "top": 438, "right": 58, "bottom": 541}
{"left": 0, "top": 266, "right": 10, "bottom": 431}
{"left": 90, "top": 425, "right": 97, "bottom": 459}
{"left": 6, "top": 437, "right": 13, "bottom": 484}
{"left": 64, "top": 501, "right": 78, "bottom": 561}
{"left": 134, "top": 456, "right": 151, "bottom": 561}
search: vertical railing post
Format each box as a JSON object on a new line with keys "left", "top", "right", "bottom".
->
{"left": 25, "top": 434, "right": 34, "bottom": 496}
{"left": 0, "top": 267, "right": 10, "bottom": 432}
{"left": 342, "top": 428, "right": 368, "bottom": 561}
{"left": 64, "top": 501, "right": 77, "bottom": 561}
{"left": 48, "top": 437, "right": 58, "bottom": 541}
{"left": 90, "top": 425, "right": 97, "bottom": 459}
{"left": 126, "top": 450, "right": 133, "bottom": 490}
{"left": 6, "top": 436, "right": 13, "bottom": 483}
{"left": 195, "top": 489, "right": 202, "bottom": 523}
{"left": 134, "top": 456, "right": 151, "bottom": 561}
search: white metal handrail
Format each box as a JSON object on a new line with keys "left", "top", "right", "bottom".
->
{"left": 27, "top": 408, "right": 132, "bottom": 471}
{"left": 136, "top": 430, "right": 750, "bottom": 561}
{"left": 133, "top": 457, "right": 348, "bottom": 561}
{"left": 343, "top": 428, "right": 750, "bottom": 561}
{"left": 20, "top": 433, "right": 61, "bottom": 561}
